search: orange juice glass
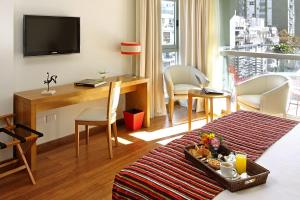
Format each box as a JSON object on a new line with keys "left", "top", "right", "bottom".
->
{"left": 235, "top": 152, "right": 247, "bottom": 174}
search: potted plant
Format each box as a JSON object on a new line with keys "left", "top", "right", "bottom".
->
{"left": 272, "top": 43, "right": 295, "bottom": 54}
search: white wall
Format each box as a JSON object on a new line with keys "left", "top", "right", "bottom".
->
{"left": 0, "top": 0, "right": 14, "bottom": 159}
{"left": 14, "top": 0, "right": 135, "bottom": 91}
{"left": 12, "top": 0, "right": 135, "bottom": 144}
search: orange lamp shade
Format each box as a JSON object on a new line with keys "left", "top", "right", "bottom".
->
{"left": 121, "top": 42, "right": 142, "bottom": 55}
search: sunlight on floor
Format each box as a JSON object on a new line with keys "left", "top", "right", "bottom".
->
{"left": 111, "top": 137, "right": 133, "bottom": 145}
{"left": 129, "top": 120, "right": 206, "bottom": 142}
{"left": 156, "top": 134, "right": 185, "bottom": 145}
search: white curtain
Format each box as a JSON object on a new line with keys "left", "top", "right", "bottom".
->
{"left": 179, "top": 0, "right": 220, "bottom": 87}
{"left": 136, "top": 0, "right": 167, "bottom": 117}
{"left": 179, "top": 0, "right": 220, "bottom": 111}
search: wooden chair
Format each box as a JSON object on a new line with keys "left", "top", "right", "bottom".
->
{"left": 75, "top": 81, "right": 121, "bottom": 159}
{"left": 0, "top": 114, "right": 43, "bottom": 185}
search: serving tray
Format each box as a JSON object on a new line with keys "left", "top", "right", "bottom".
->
{"left": 184, "top": 144, "right": 270, "bottom": 192}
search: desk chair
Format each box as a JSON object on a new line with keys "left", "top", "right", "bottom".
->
{"left": 75, "top": 81, "right": 121, "bottom": 159}
{"left": 0, "top": 114, "right": 43, "bottom": 185}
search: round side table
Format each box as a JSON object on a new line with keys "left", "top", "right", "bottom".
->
{"left": 188, "top": 89, "right": 231, "bottom": 131}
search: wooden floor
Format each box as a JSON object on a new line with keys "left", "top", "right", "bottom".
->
{"left": 0, "top": 106, "right": 205, "bottom": 200}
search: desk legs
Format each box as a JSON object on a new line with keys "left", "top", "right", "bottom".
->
{"left": 125, "top": 82, "right": 150, "bottom": 128}
{"left": 14, "top": 96, "right": 37, "bottom": 171}
{"left": 226, "top": 96, "right": 231, "bottom": 114}
{"left": 189, "top": 96, "right": 231, "bottom": 127}
{"left": 204, "top": 98, "right": 209, "bottom": 123}
{"left": 188, "top": 95, "right": 193, "bottom": 131}
{"left": 29, "top": 141, "right": 37, "bottom": 171}
{"left": 189, "top": 97, "right": 211, "bottom": 129}
{"left": 208, "top": 97, "right": 231, "bottom": 123}
{"left": 209, "top": 97, "right": 214, "bottom": 122}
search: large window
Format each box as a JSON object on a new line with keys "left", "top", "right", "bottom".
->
{"left": 161, "top": 0, "right": 179, "bottom": 68}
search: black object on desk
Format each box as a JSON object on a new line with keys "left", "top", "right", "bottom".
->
{"left": 202, "top": 88, "right": 224, "bottom": 95}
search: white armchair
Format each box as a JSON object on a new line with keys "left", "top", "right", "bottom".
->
{"left": 236, "top": 74, "right": 290, "bottom": 116}
{"left": 164, "top": 65, "right": 209, "bottom": 121}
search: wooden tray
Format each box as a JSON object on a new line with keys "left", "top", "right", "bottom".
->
{"left": 184, "top": 144, "right": 270, "bottom": 192}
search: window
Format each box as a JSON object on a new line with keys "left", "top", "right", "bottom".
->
{"left": 161, "top": 0, "right": 179, "bottom": 68}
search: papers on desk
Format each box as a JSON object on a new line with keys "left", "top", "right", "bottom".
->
{"left": 74, "top": 79, "right": 107, "bottom": 88}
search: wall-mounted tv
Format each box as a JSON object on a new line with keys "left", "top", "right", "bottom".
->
{"left": 23, "top": 15, "right": 80, "bottom": 56}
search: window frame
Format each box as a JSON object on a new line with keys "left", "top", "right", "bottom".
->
{"left": 161, "top": 0, "right": 179, "bottom": 55}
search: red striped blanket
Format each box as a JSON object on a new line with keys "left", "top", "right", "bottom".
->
{"left": 112, "top": 111, "right": 298, "bottom": 200}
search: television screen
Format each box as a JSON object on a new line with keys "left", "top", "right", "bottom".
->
{"left": 23, "top": 15, "right": 80, "bottom": 56}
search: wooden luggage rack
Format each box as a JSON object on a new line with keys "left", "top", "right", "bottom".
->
{"left": 0, "top": 114, "right": 43, "bottom": 185}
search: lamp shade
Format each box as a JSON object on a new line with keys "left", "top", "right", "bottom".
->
{"left": 121, "top": 42, "right": 142, "bottom": 55}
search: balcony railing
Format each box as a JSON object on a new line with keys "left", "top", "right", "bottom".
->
{"left": 221, "top": 44, "right": 300, "bottom": 116}
{"left": 221, "top": 45, "right": 300, "bottom": 85}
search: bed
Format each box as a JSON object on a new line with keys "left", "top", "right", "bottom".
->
{"left": 112, "top": 111, "right": 299, "bottom": 200}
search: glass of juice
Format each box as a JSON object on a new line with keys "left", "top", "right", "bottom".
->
{"left": 235, "top": 152, "right": 247, "bottom": 174}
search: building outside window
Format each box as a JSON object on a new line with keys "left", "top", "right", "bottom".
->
{"left": 237, "top": 0, "right": 297, "bottom": 36}
{"left": 224, "top": 0, "right": 300, "bottom": 90}
{"left": 161, "top": 0, "right": 179, "bottom": 68}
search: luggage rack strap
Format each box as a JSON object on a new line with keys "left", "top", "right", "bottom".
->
{"left": 0, "top": 141, "right": 7, "bottom": 149}
{"left": 0, "top": 128, "right": 26, "bottom": 143}
{"left": 15, "top": 124, "right": 43, "bottom": 138}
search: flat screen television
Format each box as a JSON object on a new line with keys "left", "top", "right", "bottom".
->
{"left": 23, "top": 15, "right": 80, "bottom": 56}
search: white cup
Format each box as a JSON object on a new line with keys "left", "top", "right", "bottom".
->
{"left": 220, "top": 162, "right": 236, "bottom": 178}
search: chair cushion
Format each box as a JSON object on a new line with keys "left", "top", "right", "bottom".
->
{"left": 237, "top": 95, "right": 261, "bottom": 109}
{"left": 76, "top": 107, "right": 116, "bottom": 122}
{"left": 174, "top": 84, "right": 201, "bottom": 95}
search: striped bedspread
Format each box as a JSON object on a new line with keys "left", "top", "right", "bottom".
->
{"left": 112, "top": 111, "right": 298, "bottom": 200}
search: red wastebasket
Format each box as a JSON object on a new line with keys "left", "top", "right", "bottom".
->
{"left": 123, "top": 109, "right": 144, "bottom": 131}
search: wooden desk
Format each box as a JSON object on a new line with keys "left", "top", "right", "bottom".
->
{"left": 14, "top": 75, "right": 150, "bottom": 170}
{"left": 188, "top": 89, "right": 231, "bottom": 131}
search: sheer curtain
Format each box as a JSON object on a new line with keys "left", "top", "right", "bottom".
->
{"left": 179, "top": 0, "right": 220, "bottom": 87}
{"left": 136, "top": 0, "right": 167, "bottom": 117}
{"left": 179, "top": 0, "right": 220, "bottom": 111}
